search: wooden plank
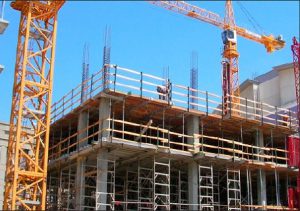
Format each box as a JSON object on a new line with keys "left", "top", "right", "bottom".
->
{"left": 134, "top": 119, "right": 153, "bottom": 142}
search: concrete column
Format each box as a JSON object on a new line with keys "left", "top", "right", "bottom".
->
{"left": 96, "top": 149, "right": 108, "bottom": 210}
{"left": 257, "top": 169, "right": 267, "bottom": 207}
{"left": 188, "top": 162, "right": 198, "bottom": 210}
{"left": 255, "top": 130, "right": 264, "bottom": 161}
{"left": 99, "top": 98, "right": 110, "bottom": 141}
{"left": 77, "top": 110, "right": 89, "bottom": 150}
{"left": 95, "top": 99, "right": 111, "bottom": 209}
{"left": 186, "top": 116, "right": 200, "bottom": 210}
{"left": 275, "top": 170, "right": 280, "bottom": 206}
{"left": 75, "top": 158, "right": 85, "bottom": 210}
{"left": 255, "top": 130, "right": 267, "bottom": 207}
{"left": 186, "top": 116, "right": 200, "bottom": 153}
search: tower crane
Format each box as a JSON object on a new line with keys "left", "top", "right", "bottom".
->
{"left": 292, "top": 37, "right": 299, "bottom": 127}
{"left": 150, "top": 0, "right": 285, "bottom": 113}
{"left": 3, "top": 1, "right": 65, "bottom": 210}
{"left": 3, "top": 0, "right": 286, "bottom": 210}
{"left": 291, "top": 36, "right": 300, "bottom": 210}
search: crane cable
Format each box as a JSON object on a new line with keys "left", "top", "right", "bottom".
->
{"left": 236, "top": 1, "right": 265, "bottom": 35}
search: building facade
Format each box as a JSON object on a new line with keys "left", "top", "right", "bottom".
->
{"left": 46, "top": 64, "right": 298, "bottom": 210}
{"left": 240, "top": 62, "right": 296, "bottom": 113}
{"left": 0, "top": 122, "right": 9, "bottom": 208}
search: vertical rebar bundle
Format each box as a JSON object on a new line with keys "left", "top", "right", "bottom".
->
{"left": 190, "top": 51, "right": 198, "bottom": 109}
{"left": 81, "top": 43, "right": 89, "bottom": 103}
{"left": 103, "top": 26, "right": 111, "bottom": 89}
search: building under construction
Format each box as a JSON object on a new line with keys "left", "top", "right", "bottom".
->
{"left": 46, "top": 63, "right": 299, "bottom": 210}
{"left": 0, "top": 1, "right": 299, "bottom": 210}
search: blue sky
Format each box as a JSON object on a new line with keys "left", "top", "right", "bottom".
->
{"left": 0, "top": 1, "right": 299, "bottom": 122}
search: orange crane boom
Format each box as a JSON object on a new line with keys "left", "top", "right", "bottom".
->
{"left": 3, "top": 1, "right": 65, "bottom": 210}
{"left": 3, "top": 1, "right": 286, "bottom": 210}
{"left": 150, "top": 1, "right": 285, "bottom": 52}
{"left": 150, "top": 0, "right": 285, "bottom": 114}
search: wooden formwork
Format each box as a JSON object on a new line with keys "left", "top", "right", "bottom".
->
{"left": 47, "top": 64, "right": 299, "bottom": 210}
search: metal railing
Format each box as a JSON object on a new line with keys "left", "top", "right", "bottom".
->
{"left": 49, "top": 117, "right": 288, "bottom": 166}
{"left": 51, "top": 64, "right": 298, "bottom": 130}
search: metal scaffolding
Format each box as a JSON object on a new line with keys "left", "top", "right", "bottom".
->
{"left": 82, "top": 163, "right": 97, "bottom": 210}
{"left": 199, "top": 165, "right": 214, "bottom": 210}
{"left": 46, "top": 175, "right": 59, "bottom": 211}
{"left": 125, "top": 170, "right": 139, "bottom": 210}
{"left": 60, "top": 166, "right": 76, "bottom": 210}
{"left": 170, "top": 169, "right": 188, "bottom": 210}
{"left": 138, "top": 160, "right": 153, "bottom": 210}
{"left": 154, "top": 157, "right": 170, "bottom": 210}
{"left": 227, "top": 169, "right": 241, "bottom": 211}
{"left": 45, "top": 62, "right": 298, "bottom": 210}
{"left": 115, "top": 174, "right": 126, "bottom": 210}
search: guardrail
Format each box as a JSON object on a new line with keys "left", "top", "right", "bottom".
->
{"left": 51, "top": 64, "right": 298, "bottom": 130}
{"left": 51, "top": 67, "right": 107, "bottom": 122}
{"left": 49, "top": 118, "right": 288, "bottom": 166}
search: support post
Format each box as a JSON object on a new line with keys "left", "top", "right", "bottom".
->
{"left": 188, "top": 162, "right": 198, "bottom": 210}
{"left": 75, "top": 158, "right": 85, "bottom": 210}
{"left": 95, "top": 97, "right": 112, "bottom": 210}
{"left": 96, "top": 149, "right": 109, "bottom": 210}
{"left": 186, "top": 116, "right": 200, "bottom": 153}
{"left": 255, "top": 130, "right": 267, "bottom": 208}
{"left": 99, "top": 98, "right": 111, "bottom": 141}
{"left": 246, "top": 168, "right": 253, "bottom": 210}
{"left": 275, "top": 169, "right": 280, "bottom": 206}
{"left": 77, "top": 110, "right": 89, "bottom": 150}
{"left": 186, "top": 115, "right": 200, "bottom": 210}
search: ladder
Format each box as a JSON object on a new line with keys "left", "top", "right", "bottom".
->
{"left": 227, "top": 169, "right": 241, "bottom": 211}
{"left": 199, "top": 165, "right": 214, "bottom": 211}
{"left": 126, "top": 170, "right": 139, "bottom": 210}
{"left": 154, "top": 157, "right": 170, "bottom": 210}
{"left": 60, "top": 166, "right": 76, "bottom": 211}
{"left": 171, "top": 170, "right": 188, "bottom": 210}
{"left": 82, "top": 164, "right": 97, "bottom": 210}
{"left": 47, "top": 175, "right": 59, "bottom": 210}
{"left": 138, "top": 161, "right": 153, "bottom": 210}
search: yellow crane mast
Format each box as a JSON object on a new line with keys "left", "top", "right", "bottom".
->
{"left": 3, "top": 1, "right": 285, "bottom": 210}
{"left": 3, "top": 1, "right": 64, "bottom": 210}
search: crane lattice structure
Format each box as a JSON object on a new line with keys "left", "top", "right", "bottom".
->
{"left": 3, "top": 1, "right": 64, "bottom": 210}
{"left": 3, "top": 1, "right": 285, "bottom": 210}
{"left": 291, "top": 36, "right": 300, "bottom": 210}
{"left": 292, "top": 37, "right": 299, "bottom": 126}
{"left": 150, "top": 0, "right": 285, "bottom": 114}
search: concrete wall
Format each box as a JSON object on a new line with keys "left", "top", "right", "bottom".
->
{"left": 240, "top": 63, "right": 296, "bottom": 109}
{"left": 0, "top": 122, "right": 9, "bottom": 209}
{"left": 240, "top": 82, "right": 260, "bottom": 119}
{"left": 259, "top": 76, "right": 280, "bottom": 106}
{"left": 240, "top": 83, "right": 255, "bottom": 101}
{"left": 278, "top": 66, "right": 296, "bottom": 106}
{"left": 0, "top": 122, "right": 33, "bottom": 209}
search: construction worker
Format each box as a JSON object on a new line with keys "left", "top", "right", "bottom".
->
{"left": 157, "top": 79, "right": 171, "bottom": 102}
